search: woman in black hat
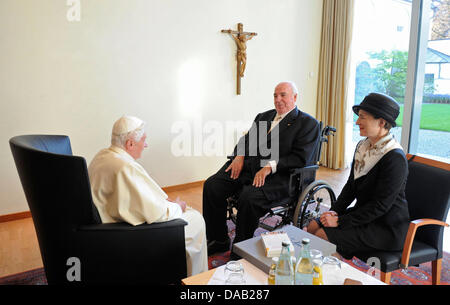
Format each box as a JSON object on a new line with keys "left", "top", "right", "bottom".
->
{"left": 307, "top": 93, "right": 410, "bottom": 259}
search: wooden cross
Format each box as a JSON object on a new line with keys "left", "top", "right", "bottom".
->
{"left": 221, "top": 23, "right": 257, "bottom": 95}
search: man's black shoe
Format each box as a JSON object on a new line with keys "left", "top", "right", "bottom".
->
{"left": 207, "top": 238, "right": 230, "bottom": 255}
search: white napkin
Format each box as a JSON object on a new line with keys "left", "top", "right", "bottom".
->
{"left": 322, "top": 259, "right": 387, "bottom": 285}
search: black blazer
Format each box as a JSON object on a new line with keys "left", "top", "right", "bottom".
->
{"left": 231, "top": 107, "right": 320, "bottom": 202}
{"left": 332, "top": 148, "right": 410, "bottom": 251}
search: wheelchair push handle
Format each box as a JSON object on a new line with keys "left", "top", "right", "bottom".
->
{"left": 321, "top": 125, "right": 336, "bottom": 138}
{"left": 316, "top": 123, "right": 336, "bottom": 165}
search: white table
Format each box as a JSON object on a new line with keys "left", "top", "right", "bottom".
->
{"left": 233, "top": 225, "right": 337, "bottom": 274}
{"left": 182, "top": 258, "right": 385, "bottom": 285}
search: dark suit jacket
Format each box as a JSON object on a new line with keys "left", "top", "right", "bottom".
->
{"left": 331, "top": 148, "right": 410, "bottom": 251}
{"left": 231, "top": 107, "right": 320, "bottom": 202}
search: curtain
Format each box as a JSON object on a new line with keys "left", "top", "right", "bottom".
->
{"left": 316, "top": 0, "right": 354, "bottom": 169}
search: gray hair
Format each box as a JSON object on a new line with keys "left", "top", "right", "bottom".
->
{"left": 111, "top": 123, "right": 146, "bottom": 149}
{"left": 277, "top": 81, "right": 299, "bottom": 96}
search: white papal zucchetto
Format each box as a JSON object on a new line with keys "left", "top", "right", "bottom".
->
{"left": 112, "top": 115, "right": 145, "bottom": 136}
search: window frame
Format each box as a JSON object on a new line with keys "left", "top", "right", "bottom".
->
{"left": 401, "top": 0, "right": 433, "bottom": 155}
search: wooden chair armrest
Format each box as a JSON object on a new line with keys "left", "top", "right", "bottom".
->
{"left": 400, "top": 219, "right": 449, "bottom": 269}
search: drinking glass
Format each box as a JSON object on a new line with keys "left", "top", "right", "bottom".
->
{"left": 310, "top": 249, "right": 323, "bottom": 266}
{"left": 224, "top": 261, "right": 246, "bottom": 285}
{"left": 322, "top": 256, "right": 343, "bottom": 285}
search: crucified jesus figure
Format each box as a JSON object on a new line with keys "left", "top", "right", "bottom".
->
{"left": 222, "top": 23, "right": 257, "bottom": 78}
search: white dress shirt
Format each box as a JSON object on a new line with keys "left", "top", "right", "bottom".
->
{"left": 268, "top": 108, "right": 294, "bottom": 174}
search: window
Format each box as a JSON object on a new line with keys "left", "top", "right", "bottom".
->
{"left": 403, "top": 0, "right": 450, "bottom": 161}
{"left": 348, "top": 0, "right": 450, "bottom": 163}
{"left": 347, "top": 0, "right": 412, "bottom": 163}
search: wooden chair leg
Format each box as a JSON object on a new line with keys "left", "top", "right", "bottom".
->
{"left": 380, "top": 271, "right": 391, "bottom": 284}
{"left": 432, "top": 259, "right": 442, "bottom": 285}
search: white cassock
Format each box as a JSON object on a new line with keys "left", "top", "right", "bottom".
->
{"left": 88, "top": 145, "right": 208, "bottom": 277}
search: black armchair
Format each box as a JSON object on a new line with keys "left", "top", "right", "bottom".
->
{"left": 9, "top": 135, "right": 187, "bottom": 285}
{"left": 354, "top": 155, "right": 449, "bottom": 284}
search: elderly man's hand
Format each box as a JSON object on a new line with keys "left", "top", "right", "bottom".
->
{"left": 225, "top": 156, "right": 244, "bottom": 179}
{"left": 169, "top": 197, "right": 186, "bottom": 213}
{"left": 252, "top": 165, "right": 272, "bottom": 188}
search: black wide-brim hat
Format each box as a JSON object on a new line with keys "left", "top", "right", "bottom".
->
{"left": 352, "top": 93, "right": 400, "bottom": 127}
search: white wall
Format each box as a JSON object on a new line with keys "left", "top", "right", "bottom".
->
{"left": 0, "top": 0, "right": 323, "bottom": 215}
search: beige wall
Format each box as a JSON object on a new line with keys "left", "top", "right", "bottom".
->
{"left": 0, "top": 0, "right": 323, "bottom": 215}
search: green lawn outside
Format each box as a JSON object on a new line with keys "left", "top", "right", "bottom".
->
{"left": 396, "top": 104, "right": 450, "bottom": 132}
{"left": 353, "top": 104, "right": 450, "bottom": 132}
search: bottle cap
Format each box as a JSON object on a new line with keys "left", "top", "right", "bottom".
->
{"left": 272, "top": 257, "right": 279, "bottom": 263}
{"left": 282, "top": 241, "right": 290, "bottom": 247}
{"left": 302, "top": 238, "right": 310, "bottom": 244}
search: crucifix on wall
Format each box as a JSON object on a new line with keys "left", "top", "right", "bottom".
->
{"left": 221, "top": 23, "right": 257, "bottom": 95}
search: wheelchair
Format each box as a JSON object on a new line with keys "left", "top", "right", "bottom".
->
{"left": 226, "top": 122, "right": 337, "bottom": 231}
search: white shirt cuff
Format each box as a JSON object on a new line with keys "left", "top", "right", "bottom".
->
{"left": 165, "top": 200, "right": 183, "bottom": 220}
{"left": 268, "top": 160, "right": 277, "bottom": 174}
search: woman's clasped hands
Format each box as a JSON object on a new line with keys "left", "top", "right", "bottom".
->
{"left": 320, "top": 211, "right": 339, "bottom": 228}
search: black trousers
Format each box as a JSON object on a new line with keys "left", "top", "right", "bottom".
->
{"left": 202, "top": 162, "right": 271, "bottom": 245}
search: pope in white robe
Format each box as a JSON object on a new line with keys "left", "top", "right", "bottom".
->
{"left": 88, "top": 115, "right": 208, "bottom": 277}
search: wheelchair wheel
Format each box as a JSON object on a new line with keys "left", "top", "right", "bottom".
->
{"left": 292, "top": 180, "right": 336, "bottom": 229}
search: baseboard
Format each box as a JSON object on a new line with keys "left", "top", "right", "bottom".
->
{"left": 0, "top": 211, "right": 32, "bottom": 223}
{"left": 162, "top": 180, "right": 205, "bottom": 193}
{"left": 0, "top": 180, "right": 205, "bottom": 223}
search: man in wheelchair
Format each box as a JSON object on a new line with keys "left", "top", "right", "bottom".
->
{"left": 203, "top": 81, "right": 321, "bottom": 255}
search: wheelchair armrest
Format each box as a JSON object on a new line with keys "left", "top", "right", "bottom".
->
{"left": 400, "top": 218, "right": 449, "bottom": 269}
{"left": 289, "top": 165, "right": 319, "bottom": 176}
{"left": 288, "top": 165, "right": 319, "bottom": 196}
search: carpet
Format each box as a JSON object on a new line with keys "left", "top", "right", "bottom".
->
{"left": 0, "top": 268, "right": 47, "bottom": 285}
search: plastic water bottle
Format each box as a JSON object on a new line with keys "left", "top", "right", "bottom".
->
{"left": 295, "top": 238, "right": 313, "bottom": 285}
{"left": 275, "top": 241, "right": 294, "bottom": 285}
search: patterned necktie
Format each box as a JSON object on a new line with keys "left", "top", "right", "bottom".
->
{"left": 268, "top": 115, "right": 282, "bottom": 133}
